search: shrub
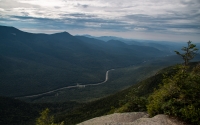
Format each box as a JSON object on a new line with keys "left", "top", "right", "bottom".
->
{"left": 147, "top": 64, "right": 200, "bottom": 124}
{"left": 117, "top": 89, "right": 147, "bottom": 113}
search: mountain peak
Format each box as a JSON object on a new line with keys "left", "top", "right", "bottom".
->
{"left": 0, "top": 25, "right": 21, "bottom": 33}
{"left": 51, "top": 31, "right": 71, "bottom": 36}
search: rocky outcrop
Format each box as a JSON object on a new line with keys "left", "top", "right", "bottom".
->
{"left": 78, "top": 112, "right": 189, "bottom": 125}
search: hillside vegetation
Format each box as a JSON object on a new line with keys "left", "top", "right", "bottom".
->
{"left": 147, "top": 41, "right": 200, "bottom": 124}
{"left": 147, "top": 63, "right": 200, "bottom": 124}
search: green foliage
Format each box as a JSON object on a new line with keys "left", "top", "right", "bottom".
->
{"left": 36, "top": 108, "right": 64, "bottom": 125}
{"left": 180, "top": 105, "right": 200, "bottom": 123}
{"left": 117, "top": 92, "right": 147, "bottom": 113}
{"left": 36, "top": 108, "right": 54, "bottom": 125}
{"left": 147, "top": 64, "right": 200, "bottom": 124}
{"left": 175, "top": 41, "right": 198, "bottom": 66}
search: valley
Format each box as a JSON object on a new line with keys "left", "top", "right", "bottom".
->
{"left": 19, "top": 56, "right": 183, "bottom": 103}
{"left": 0, "top": 25, "right": 170, "bottom": 98}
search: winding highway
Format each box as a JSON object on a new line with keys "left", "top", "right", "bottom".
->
{"left": 16, "top": 69, "right": 115, "bottom": 99}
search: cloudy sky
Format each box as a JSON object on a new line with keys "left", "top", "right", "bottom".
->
{"left": 0, "top": 0, "right": 200, "bottom": 42}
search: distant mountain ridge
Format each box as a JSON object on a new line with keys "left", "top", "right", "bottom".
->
{"left": 0, "top": 25, "right": 166, "bottom": 97}
{"left": 79, "top": 34, "right": 188, "bottom": 54}
{"left": 79, "top": 34, "right": 133, "bottom": 42}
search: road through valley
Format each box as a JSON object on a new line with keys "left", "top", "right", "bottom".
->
{"left": 16, "top": 69, "right": 115, "bottom": 98}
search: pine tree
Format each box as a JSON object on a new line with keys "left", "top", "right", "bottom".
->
{"left": 36, "top": 108, "right": 64, "bottom": 125}
{"left": 174, "top": 41, "right": 198, "bottom": 66}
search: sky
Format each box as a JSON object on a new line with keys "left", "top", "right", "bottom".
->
{"left": 0, "top": 0, "right": 200, "bottom": 42}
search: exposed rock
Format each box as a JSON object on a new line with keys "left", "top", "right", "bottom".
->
{"left": 78, "top": 112, "right": 189, "bottom": 125}
{"left": 77, "top": 112, "right": 148, "bottom": 125}
{"left": 128, "top": 114, "right": 188, "bottom": 125}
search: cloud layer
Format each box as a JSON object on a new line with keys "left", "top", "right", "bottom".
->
{"left": 0, "top": 0, "right": 200, "bottom": 41}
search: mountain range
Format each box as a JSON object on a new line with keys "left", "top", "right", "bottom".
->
{"left": 80, "top": 34, "right": 186, "bottom": 53}
{"left": 0, "top": 25, "right": 168, "bottom": 97}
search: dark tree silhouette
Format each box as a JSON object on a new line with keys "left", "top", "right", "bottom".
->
{"left": 175, "top": 41, "right": 198, "bottom": 66}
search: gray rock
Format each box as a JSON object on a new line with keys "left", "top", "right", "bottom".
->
{"left": 77, "top": 112, "right": 189, "bottom": 125}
